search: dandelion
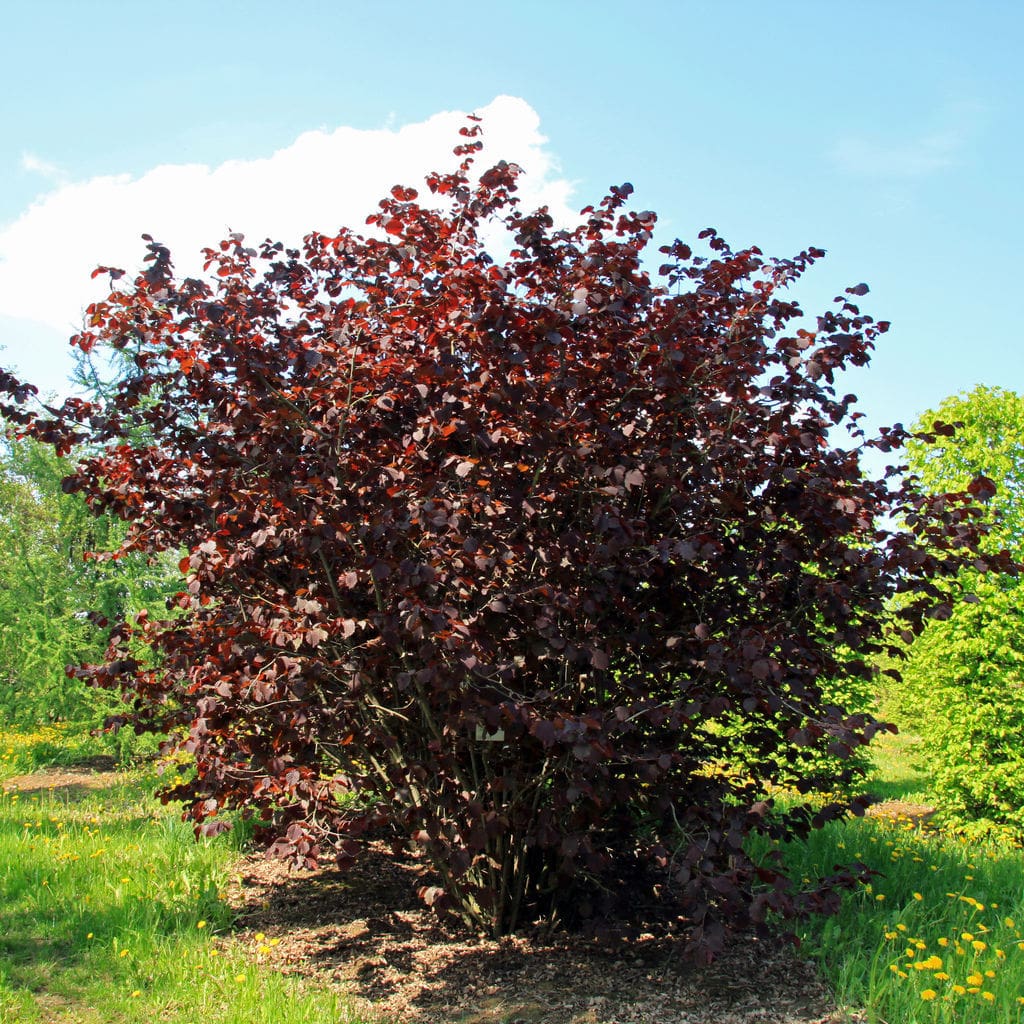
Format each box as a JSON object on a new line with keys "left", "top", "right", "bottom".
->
{"left": 984, "top": 970, "right": 995, "bottom": 979}
{"left": 972, "top": 940, "right": 987, "bottom": 953}
{"left": 120, "top": 949, "right": 129, "bottom": 958}
{"left": 967, "top": 972, "right": 983, "bottom": 987}
{"left": 884, "top": 931, "right": 898, "bottom": 940}
{"left": 875, "top": 894, "right": 885, "bottom": 902}
{"left": 254, "top": 932, "right": 265, "bottom": 941}
{"left": 130, "top": 990, "right": 141, "bottom": 998}
{"left": 918, "top": 955, "right": 943, "bottom": 970}
{"left": 197, "top": 920, "right": 207, "bottom": 929}
{"left": 934, "top": 972, "right": 950, "bottom": 981}
{"left": 961, "top": 932, "right": 974, "bottom": 941}
{"left": 937, "top": 937, "right": 949, "bottom": 947}
{"left": 980, "top": 991, "right": 995, "bottom": 1002}
{"left": 912, "top": 892, "right": 923, "bottom": 901}
{"left": 1005, "top": 917, "right": 1015, "bottom": 929}
{"left": 952, "top": 985, "right": 967, "bottom": 995}
{"left": 234, "top": 974, "right": 246, "bottom": 984}
{"left": 919, "top": 990, "right": 937, "bottom": 1002}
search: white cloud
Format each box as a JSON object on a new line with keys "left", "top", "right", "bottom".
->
{"left": 829, "top": 101, "right": 985, "bottom": 179}
{"left": 20, "top": 152, "right": 68, "bottom": 183}
{"left": 0, "top": 96, "right": 576, "bottom": 337}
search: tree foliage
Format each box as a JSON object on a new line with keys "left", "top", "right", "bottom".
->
{"left": 891, "top": 386, "right": 1024, "bottom": 838}
{"left": 904, "top": 385, "right": 1024, "bottom": 556}
{"left": 0, "top": 432, "right": 176, "bottom": 733}
{"left": 0, "top": 132, "right": 1003, "bottom": 957}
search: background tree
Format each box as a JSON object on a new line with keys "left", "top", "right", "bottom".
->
{"left": 887, "top": 386, "right": 1024, "bottom": 838}
{"left": 0, "top": 431, "right": 178, "bottom": 738}
{"left": 0, "top": 136, "right": 1002, "bottom": 957}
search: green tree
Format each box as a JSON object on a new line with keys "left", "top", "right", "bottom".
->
{"left": 904, "top": 385, "right": 1024, "bottom": 555}
{"left": 893, "top": 386, "right": 1024, "bottom": 837}
{"left": 0, "top": 432, "right": 177, "bottom": 732}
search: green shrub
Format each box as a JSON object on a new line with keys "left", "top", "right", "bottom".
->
{"left": 896, "top": 575, "right": 1024, "bottom": 840}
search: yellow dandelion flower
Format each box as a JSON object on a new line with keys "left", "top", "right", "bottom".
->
{"left": 967, "top": 972, "right": 983, "bottom": 986}
{"left": 875, "top": 894, "right": 886, "bottom": 902}
{"left": 912, "top": 892, "right": 923, "bottom": 901}
{"left": 130, "top": 990, "right": 141, "bottom": 999}
{"left": 896, "top": 923, "right": 908, "bottom": 932}
{"left": 937, "top": 937, "right": 949, "bottom": 947}
{"left": 984, "top": 970, "right": 995, "bottom": 979}
{"left": 995, "top": 948, "right": 1006, "bottom": 959}
{"left": 952, "top": 984, "right": 966, "bottom": 995}
{"left": 254, "top": 932, "right": 265, "bottom": 941}
{"left": 884, "top": 931, "right": 898, "bottom": 940}
{"left": 918, "top": 955, "right": 943, "bottom": 970}
{"left": 919, "top": 990, "right": 937, "bottom": 1001}
{"left": 196, "top": 920, "right": 207, "bottom": 929}
{"left": 972, "top": 940, "right": 987, "bottom": 953}
{"left": 234, "top": 974, "right": 246, "bottom": 984}
{"left": 1004, "top": 917, "right": 1015, "bottom": 929}
{"left": 981, "top": 991, "right": 995, "bottom": 1002}
{"left": 961, "top": 932, "right": 974, "bottom": 941}
{"left": 934, "top": 972, "right": 950, "bottom": 981}
{"left": 119, "top": 949, "right": 129, "bottom": 958}
{"left": 86, "top": 933, "right": 94, "bottom": 940}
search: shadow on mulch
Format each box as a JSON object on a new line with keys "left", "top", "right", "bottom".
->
{"left": 225, "top": 841, "right": 857, "bottom": 1024}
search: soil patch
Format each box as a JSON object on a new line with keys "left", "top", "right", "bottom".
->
{"left": 1, "top": 761, "right": 123, "bottom": 801}
{"left": 865, "top": 799, "right": 936, "bottom": 825}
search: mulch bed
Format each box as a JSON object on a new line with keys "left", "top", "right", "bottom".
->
{"left": 224, "top": 841, "right": 862, "bottom": 1024}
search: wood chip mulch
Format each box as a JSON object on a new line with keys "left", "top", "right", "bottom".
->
{"left": 223, "top": 841, "right": 865, "bottom": 1024}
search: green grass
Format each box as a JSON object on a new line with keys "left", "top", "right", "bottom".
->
{"left": 0, "top": 760, "right": 369, "bottom": 1024}
{"left": 5, "top": 724, "right": 1024, "bottom": 1023}
{"left": 764, "top": 731, "right": 1024, "bottom": 1023}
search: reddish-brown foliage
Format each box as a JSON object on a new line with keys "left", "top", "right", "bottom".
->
{"left": 0, "top": 130, "right": 1004, "bottom": 958}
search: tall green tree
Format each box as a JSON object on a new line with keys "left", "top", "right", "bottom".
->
{"left": 0, "top": 432, "right": 177, "bottom": 730}
{"left": 893, "top": 386, "right": 1024, "bottom": 838}
{"left": 904, "top": 385, "right": 1024, "bottom": 556}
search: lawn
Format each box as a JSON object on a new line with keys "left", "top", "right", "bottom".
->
{"left": 0, "top": 759, "right": 361, "bottom": 1024}
{"left": 2, "top": 728, "right": 1023, "bottom": 1023}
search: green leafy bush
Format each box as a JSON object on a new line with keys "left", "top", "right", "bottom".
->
{"left": 896, "top": 576, "right": 1024, "bottom": 840}
{"left": 891, "top": 386, "right": 1024, "bottom": 839}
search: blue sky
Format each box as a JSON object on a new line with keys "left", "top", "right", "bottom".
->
{"left": 1, "top": 0, "right": 1021, "bottom": 446}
